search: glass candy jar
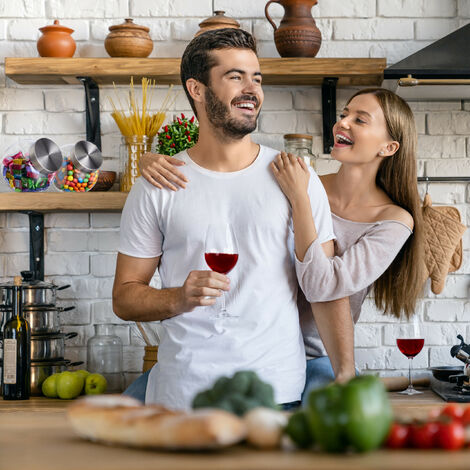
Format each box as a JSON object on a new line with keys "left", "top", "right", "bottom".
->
{"left": 54, "top": 141, "right": 102, "bottom": 192}
{"left": 2, "top": 138, "right": 63, "bottom": 192}
{"left": 87, "top": 324, "right": 125, "bottom": 393}
{"left": 283, "top": 134, "right": 317, "bottom": 170}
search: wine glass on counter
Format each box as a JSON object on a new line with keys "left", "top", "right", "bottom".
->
{"left": 204, "top": 223, "right": 239, "bottom": 319}
{"left": 396, "top": 316, "right": 424, "bottom": 395}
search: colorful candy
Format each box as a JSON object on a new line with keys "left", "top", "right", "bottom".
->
{"left": 2, "top": 152, "right": 54, "bottom": 192}
{"left": 54, "top": 158, "right": 99, "bottom": 192}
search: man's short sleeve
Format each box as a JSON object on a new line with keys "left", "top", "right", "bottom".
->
{"left": 307, "top": 168, "right": 335, "bottom": 244}
{"left": 118, "top": 178, "right": 163, "bottom": 258}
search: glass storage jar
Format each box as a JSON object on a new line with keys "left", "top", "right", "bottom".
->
{"left": 54, "top": 141, "right": 102, "bottom": 192}
{"left": 283, "top": 133, "right": 317, "bottom": 170}
{"left": 87, "top": 324, "right": 125, "bottom": 393}
{"left": 2, "top": 138, "right": 63, "bottom": 192}
{"left": 120, "top": 135, "right": 153, "bottom": 192}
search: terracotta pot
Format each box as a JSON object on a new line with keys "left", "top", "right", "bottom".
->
{"left": 37, "top": 20, "right": 76, "bottom": 58}
{"left": 265, "top": 0, "right": 322, "bottom": 57}
{"left": 196, "top": 11, "right": 240, "bottom": 37}
{"left": 105, "top": 18, "right": 153, "bottom": 58}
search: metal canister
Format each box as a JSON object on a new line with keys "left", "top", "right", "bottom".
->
{"left": 71, "top": 141, "right": 102, "bottom": 172}
{"left": 28, "top": 138, "right": 63, "bottom": 175}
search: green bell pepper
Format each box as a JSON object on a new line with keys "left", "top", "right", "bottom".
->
{"left": 307, "top": 375, "right": 392, "bottom": 453}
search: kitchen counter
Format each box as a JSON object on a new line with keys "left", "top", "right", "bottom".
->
{"left": 2, "top": 392, "right": 470, "bottom": 470}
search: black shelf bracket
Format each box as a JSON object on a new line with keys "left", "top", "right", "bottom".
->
{"left": 78, "top": 76, "right": 101, "bottom": 151}
{"left": 321, "top": 77, "right": 338, "bottom": 154}
{"left": 20, "top": 211, "right": 44, "bottom": 281}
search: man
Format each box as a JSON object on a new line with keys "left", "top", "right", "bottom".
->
{"left": 113, "top": 28, "right": 355, "bottom": 410}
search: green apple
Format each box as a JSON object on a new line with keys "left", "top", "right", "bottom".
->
{"left": 74, "top": 370, "right": 90, "bottom": 394}
{"left": 41, "top": 373, "right": 61, "bottom": 398}
{"left": 57, "top": 371, "right": 85, "bottom": 399}
{"left": 85, "top": 373, "right": 107, "bottom": 395}
{"left": 75, "top": 369, "right": 90, "bottom": 381}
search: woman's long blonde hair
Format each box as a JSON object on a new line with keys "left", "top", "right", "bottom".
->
{"left": 346, "top": 88, "right": 425, "bottom": 318}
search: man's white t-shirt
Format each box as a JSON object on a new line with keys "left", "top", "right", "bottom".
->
{"left": 118, "top": 145, "right": 335, "bottom": 410}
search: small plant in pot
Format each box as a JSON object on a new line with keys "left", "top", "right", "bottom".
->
{"left": 157, "top": 114, "right": 199, "bottom": 156}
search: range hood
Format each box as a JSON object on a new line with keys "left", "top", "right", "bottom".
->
{"left": 382, "top": 24, "right": 470, "bottom": 100}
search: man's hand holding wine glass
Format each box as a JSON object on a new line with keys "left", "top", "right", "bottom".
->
{"left": 176, "top": 270, "right": 230, "bottom": 313}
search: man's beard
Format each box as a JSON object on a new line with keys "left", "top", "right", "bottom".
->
{"left": 204, "top": 86, "right": 260, "bottom": 140}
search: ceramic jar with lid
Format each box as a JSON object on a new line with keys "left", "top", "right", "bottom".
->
{"left": 196, "top": 11, "right": 240, "bottom": 36}
{"left": 283, "top": 134, "right": 317, "bottom": 169}
{"left": 105, "top": 18, "right": 153, "bottom": 57}
{"left": 37, "top": 20, "right": 76, "bottom": 57}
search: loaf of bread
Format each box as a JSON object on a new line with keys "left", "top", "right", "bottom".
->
{"left": 67, "top": 395, "right": 247, "bottom": 450}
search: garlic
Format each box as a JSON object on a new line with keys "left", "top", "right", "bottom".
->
{"left": 244, "top": 407, "right": 288, "bottom": 448}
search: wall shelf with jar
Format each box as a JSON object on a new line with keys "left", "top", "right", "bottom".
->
{"left": 5, "top": 57, "right": 387, "bottom": 155}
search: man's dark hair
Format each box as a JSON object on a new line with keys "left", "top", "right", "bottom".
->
{"left": 180, "top": 28, "right": 258, "bottom": 117}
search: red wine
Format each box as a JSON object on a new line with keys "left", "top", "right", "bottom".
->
{"left": 397, "top": 338, "right": 424, "bottom": 358}
{"left": 2, "top": 277, "right": 31, "bottom": 400}
{"left": 205, "top": 253, "right": 238, "bottom": 274}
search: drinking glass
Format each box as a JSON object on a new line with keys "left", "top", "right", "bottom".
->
{"left": 204, "top": 223, "right": 239, "bottom": 319}
{"left": 396, "top": 316, "right": 424, "bottom": 395}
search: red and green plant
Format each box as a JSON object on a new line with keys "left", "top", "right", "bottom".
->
{"left": 157, "top": 113, "right": 199, "bottom": 156}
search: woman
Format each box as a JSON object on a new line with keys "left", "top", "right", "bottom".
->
{"left": 137, "top": 87, "right": 425, "bottom": 399}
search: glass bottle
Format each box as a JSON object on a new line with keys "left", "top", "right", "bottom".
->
{"left": 2, "top": 276, "right": 31, "bottom": 400}
{"left": 87, "top": 324, "right": 125, "bottom": 393}
{"left": 283, "top": 133, "right": 317, "bottom": 170}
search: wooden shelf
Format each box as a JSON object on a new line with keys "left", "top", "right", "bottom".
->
{"left": 5, "top": 57, "right": 386, "bottom": 86}
{"left": 0, "top": 192, "right": 128, "bottom": 212}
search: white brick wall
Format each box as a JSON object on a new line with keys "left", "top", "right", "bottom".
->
{"left": 0, "top": 1, "right": 469, "bottom": 384}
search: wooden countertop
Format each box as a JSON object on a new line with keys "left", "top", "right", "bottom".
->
{"left": 2, "top": 392, "right": 470, "bottom": 470}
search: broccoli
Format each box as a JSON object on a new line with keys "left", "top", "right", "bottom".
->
{"left": 191, "top": 370, "right": 277, "bottom": 416}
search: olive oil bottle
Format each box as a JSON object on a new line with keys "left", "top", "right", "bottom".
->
{"left": 2, "top": 276, "right": 31, "bottom": 400}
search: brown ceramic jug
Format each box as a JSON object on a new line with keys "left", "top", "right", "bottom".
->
{"left": 265, "top": 0, "right": 322, "bottom": 57}
{"left": 37, "top": 20, "right": 76, "bottom": 58}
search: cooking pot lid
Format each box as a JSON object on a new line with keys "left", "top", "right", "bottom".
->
{"left": 0, "top": 271, "right": 58, "bottom": 289}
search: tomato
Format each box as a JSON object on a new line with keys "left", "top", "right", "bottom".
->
{"left": 461, "top": 406, "right": 470, "bottom": 425}
{"left": 437, "top": 421, "right": 465, "bottom": 450}
{"left": 385, "top": 423, "right": 410, "bottom": 449}
{"left": 410, "top": 422, "right": 439, "bottom": 449}
{"left": 440, "top": 404, "right": 464, "bottom": 421}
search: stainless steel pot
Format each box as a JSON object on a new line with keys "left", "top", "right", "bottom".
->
{"left": 30, "top": 359, "right": 83, "bottom": 395}
{"left": 31, "top": 332, "right": 78, "bottom": 361}
{"left": 0, "top": 279, "right": 70, "bottom": 307}
{"left": 24, "top": 306, "right": 75, "bottom": 334}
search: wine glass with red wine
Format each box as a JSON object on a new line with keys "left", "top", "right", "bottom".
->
{"left": 396, "top": 316, "right": 424, "bottom": 395}
{"left": 204, "top": 223, "right": 239, "bottom": 319}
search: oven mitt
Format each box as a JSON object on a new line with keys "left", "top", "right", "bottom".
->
{"left": 422, "top": 194, "right": 466, "bottom": 294}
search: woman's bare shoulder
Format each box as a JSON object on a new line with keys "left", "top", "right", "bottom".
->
{"left": 378, "top": 205, "right": 414, "bottom": 230}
